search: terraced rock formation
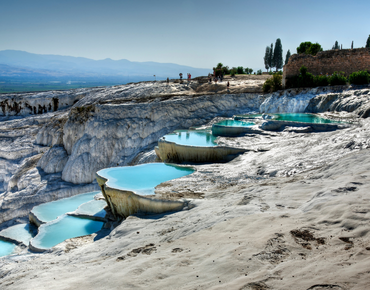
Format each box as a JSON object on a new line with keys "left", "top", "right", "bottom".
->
{"left": 1, "top": 80, "right": 370, "bottom": 289}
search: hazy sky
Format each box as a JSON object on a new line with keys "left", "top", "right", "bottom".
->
{"left": 1, "top": 0, "right": 369, "bottom": 70}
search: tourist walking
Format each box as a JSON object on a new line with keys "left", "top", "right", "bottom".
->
{"left": 227, "top": 81, "right": 230, "bottom": 92}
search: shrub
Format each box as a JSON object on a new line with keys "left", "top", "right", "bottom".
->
{"left": 263, "top": 73, "right": 282, "bottom": 93}
{"left": 298, "top": 66, "right": 314, "bottom": 87}
{"left": 263, "top": 79, "right": 272, "bottom": 93}
{"left": 329, "top": 72, "right": 347, "bottom": 86}
{"left": 257, "top": 69, "right": 263, "bottom": 75}
{"left": 230, "top": 68, "right": 237, "bottom": 77}
{"left": 314, "top": 75, "right": 329, "bottom": 87}
{"left": 285, "top": 66, "right": 314, "bottom": 88}
{"left": 349, "top": 70, "right": 370, "bottom": 85}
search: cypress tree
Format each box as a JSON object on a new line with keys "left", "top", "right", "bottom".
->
{"left": 332, "top": 41, "right": 340, "bottom": 50}
{"left": 273, "top": 38, "right": 283, "bottom": 72}
{"left": 366, "top": 35, "right": 370, "bottom": 48}
{"left": 351, "top": 41, "right": 354, "bottom": 49}
{"left": 264, "top": 46, "right": 270, "bottom": 72}
{"left": 285, "top": 49, "right": 291, "bottom": 65}
{"left": 269, "top": 43, "right": 274, "bottom": 72}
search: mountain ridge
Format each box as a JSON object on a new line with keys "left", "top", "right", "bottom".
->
{"left": 0, "top": 50, "right": 210, "bottom": 78}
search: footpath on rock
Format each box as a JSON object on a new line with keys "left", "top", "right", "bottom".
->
{"left": 0, "top": 78, "right": 370, "bottom": 290}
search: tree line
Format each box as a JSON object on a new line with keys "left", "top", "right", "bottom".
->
{"left": 213, "top": 63, "right": 262, "bottom": 77}
{"left": 331, "top": 35, "right": 370, "bottom": 50}
{"left": 263, "top": 38, "right": 291, "bottom": 73}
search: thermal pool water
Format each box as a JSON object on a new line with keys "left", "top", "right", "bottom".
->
{"left": 0, "top": 239, "right": 15, "bottom": 257}
{"left": 31, "top": 191, "right": 100, "bottom": 223}
{"left": 215, "top": 120, "right": 255, "bottom": 127}
{"left": 31, "top": 215, "right": 104, "bottom": 250}
{"left": 162, "top": 130, "right": 217, "bottom": 147}
{"left": 269, "top": 113, "right": 340, "bottom": 124}
{"left": 97, "top": 163, "right": 195, "bottom": 195}
{"left": 0, "top": 223, "right": 35, "bottom": 245}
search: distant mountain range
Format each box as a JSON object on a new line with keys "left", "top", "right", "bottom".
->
{"left": 0, "top": 50, "right": 210, "bottom": 82}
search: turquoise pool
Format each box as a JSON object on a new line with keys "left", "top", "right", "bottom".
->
{"left": 32, "top": 191, "right": 100, "bottom": 223}
{"left": 270, "top": 113, "right": 340, "bottom": 124}
{"left": 0, "top": 239, "right": 15, "bottom": 257}
{"left": 0, "top": 223, "right": 35, "bottom": 245}
{"left": 163, "top": 130, "right": 217, "bottom": 147}
{"left": 31, "top": 215, "right": 104, "bottom": 250}
{"left": 97, "top": 163, "right": 194, "bottom": 195}
{"left": 215, "top": 120, "right": 255, "bottom": 127}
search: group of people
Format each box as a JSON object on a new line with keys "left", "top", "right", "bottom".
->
{"left": 208, "top": 73, "right": 224, "bottom": 84}
{"left": 208, "top": 73, "right": 230, "bottom": 91}
{"left": 178, "top": 73, "right": 192, "bottom": 83}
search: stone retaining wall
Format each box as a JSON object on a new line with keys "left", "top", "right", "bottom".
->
{"left": 283, "top": 48, "right": 370, "bottom": 87}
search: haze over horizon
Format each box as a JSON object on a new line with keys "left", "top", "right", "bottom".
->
{"left": 1, "top": 0, "right": 369, "bottom": 71}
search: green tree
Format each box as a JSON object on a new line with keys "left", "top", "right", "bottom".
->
{"left": 297, "top": 42, "right": 323, "bottom": 56}
{"left": 222, "top": 66, "right": 230, "bottom": 75}
{"left": 297, "top": 42, "right": 312, "bottom": 54}
{"left": 307, "top": 43, "right": 323, "bottom": 55}
{"left": 351, "top": 41, "right": 354, "bottom": 49}
{"left": 264, "top": 46, "right": 271, "bottom": 72}
{"left": 269, "top": 43, "right": 274, "bottom": 71}
{"left": 230, "top": 67, "right": 237, "bottom": 77}
{"left": 273, "top": 38, "right": 283, "bottom": 72}
{"left": 244, "top": 67, "right": 253, "bottom": 74}
{"left": 332, "top": 41, "right": 340, "bottom": 50}
{"left": 366, "top": 35, "right": 370, "bottom": 48}
{"left": 285, "top": 49, "right": 291, "bottom": 65}
{"left": 213, "top": 63, "right": 225, "bottom": 77}
{"left": 237, "top": 66, "right": 244, "bottom": 74}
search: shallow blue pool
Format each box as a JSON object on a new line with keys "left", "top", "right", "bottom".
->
{"left": 270, "top": 113, "right": 339, "bottom": 124}
{"left": 31, "top": 215, "right": 104, "bottom": 250}
{"left": 215, "top": 120, "right": 255, "bottom": 127}
{"left": 0, "top": 239, "right": 16, "bottom": 257}
{"left": 163, "top": 130, "right": 217, "bottom": 147}
{"left": 97, "top": 163, "right": 194, "bottom": 195}
{"left": 31, "top": 191, "right": 100, "bottom": 223}
{"left": 0, "top": 223, "right": 35, "bottom": 245}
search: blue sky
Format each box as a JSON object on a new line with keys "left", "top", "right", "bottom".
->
{"left": 1, "top": 0, "right": 369, "bottom": 70}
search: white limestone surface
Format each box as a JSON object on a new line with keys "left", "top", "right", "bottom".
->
{"left": 1, "top": 115, "right": 370, "bottom": 290}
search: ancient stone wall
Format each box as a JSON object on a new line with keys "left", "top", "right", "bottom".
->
{"left": 283, "top": 48, "right": 370, "bottom": 87}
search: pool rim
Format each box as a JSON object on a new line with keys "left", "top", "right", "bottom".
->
{"left": 95, "top": 162, "right": 197, "bottom": 219}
